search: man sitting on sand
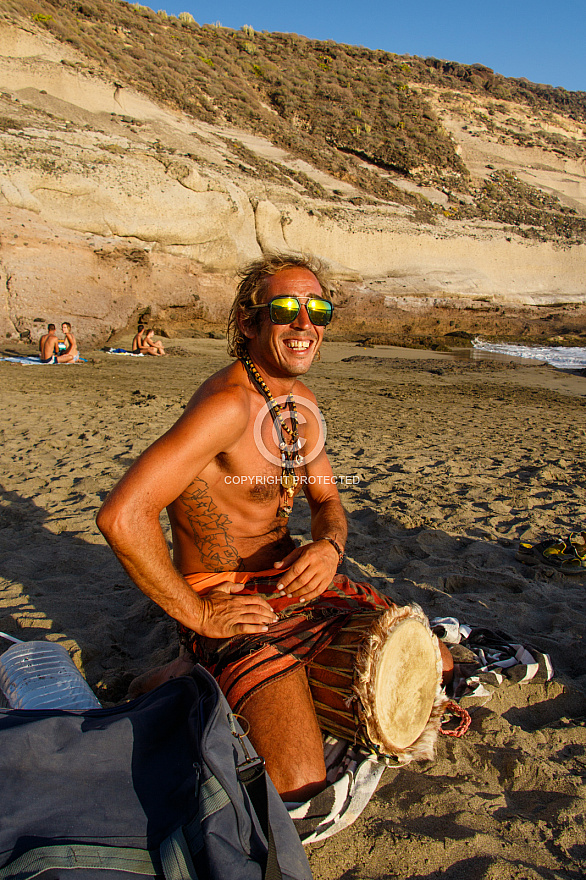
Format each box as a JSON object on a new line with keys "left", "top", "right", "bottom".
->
{"left": 131, "top": 324, "right": 146, "bottom": 353}
{"left": 38, "top": 323, "right": 55, "bottom": 356}
{"left": 40, "top": 324, "right": 61, "bottom": 363}
{"left": 97, "top": 253, "right": 452, "bottom": 801}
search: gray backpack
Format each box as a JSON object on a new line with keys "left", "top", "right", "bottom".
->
{"left": 0, "top": 665, "right": 311, "bottom": 880}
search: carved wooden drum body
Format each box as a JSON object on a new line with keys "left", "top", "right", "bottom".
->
{"left": 307, "top": 604, "right": 446, "bottom": 763}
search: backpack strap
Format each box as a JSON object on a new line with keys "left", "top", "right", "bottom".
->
{"left": 0, "top": 834, "right": 200, "bottom": 880}
{"left": 160, "top": 828, "right": 199, "bottom": 880}
{"left": 238, "top": 760, "right": 282, "bottom": 880}
{"left": 0, "top": 843, "right": 160, "bottom": 880}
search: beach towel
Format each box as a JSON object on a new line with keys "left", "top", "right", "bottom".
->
{"left": 0, "top": 355, "right": 54, "bottom": 365}
{"left": 431, "top": 616, "right": 554, "bottom": 706}
{"left": 288, "top": 737, "right": 386, "bottom": 844}
{"left": 104, "top": 348, "right": 144, "bottom": 356}
{"left": 0, "top": 355, "right": 85, "bottom": 365}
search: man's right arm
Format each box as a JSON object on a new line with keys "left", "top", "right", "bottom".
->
{"left": 97, "top": 387, "right": 277, "bottom": 638}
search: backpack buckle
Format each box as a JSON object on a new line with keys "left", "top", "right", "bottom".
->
{"left": 229, "top": 712, "right": 266, "bottom": 773}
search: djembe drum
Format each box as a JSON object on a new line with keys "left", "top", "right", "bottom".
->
{"left": 307, "top": 604, "right": 446, "bottom": 763}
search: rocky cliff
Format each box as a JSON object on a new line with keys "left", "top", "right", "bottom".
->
{"left": 1, "top": 6, "right": 585, "bottom": 347}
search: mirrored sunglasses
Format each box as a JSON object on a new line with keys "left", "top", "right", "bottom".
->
{"left": 250, "top": 296, "right": 333, "bottom": 326}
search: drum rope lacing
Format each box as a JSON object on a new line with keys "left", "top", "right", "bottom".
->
{"left": 439, "top": 699, "right": 471, "bottom": 737}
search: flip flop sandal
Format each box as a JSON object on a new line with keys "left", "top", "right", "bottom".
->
{"left": 516, "top": 536, "right": 586, "bottom": 574}
{"left": 568, "top": 531, "right": 586, "bottom": 559}
{"left": 516, "top": 537, "right": 565, "bottom": 564}
{"left": 541, "top": 539, "right": 574, "bottom": 562}
{"left": 544, "top": 532, "right": 586, "bottom": 567}
{"left": 557, "top": 555, "right": 586, "bottom": 573}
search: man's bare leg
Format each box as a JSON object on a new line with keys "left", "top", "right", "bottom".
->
{"left": 241, "top": 667, "right": 326, "bottom": 802}
{"left": 439, "top": 640, "right": 454, "bottom": 685}
{"left": 127, "top": 651, "right": 195, "bottom": 698}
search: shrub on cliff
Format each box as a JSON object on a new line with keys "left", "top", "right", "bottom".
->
{"left": 3, "top": 0, "right": 584, "bottom": 227}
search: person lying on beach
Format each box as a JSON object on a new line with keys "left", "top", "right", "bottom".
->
{"left": 97, "top": 253, "right": 452, "bottom": 802}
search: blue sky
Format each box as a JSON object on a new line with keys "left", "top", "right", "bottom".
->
{"left": 143, "top": 0, "right": 585, "bottom": 92}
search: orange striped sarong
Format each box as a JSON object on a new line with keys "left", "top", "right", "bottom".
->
{"left": 178, "top": 569, "right": 392, "bottom": 713}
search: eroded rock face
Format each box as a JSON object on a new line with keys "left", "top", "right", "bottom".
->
{"left": 0, "top": 208, "right": 237, "bottom": 344}
{"left": 0, "top": 20, "right": 585, "bottom": 346}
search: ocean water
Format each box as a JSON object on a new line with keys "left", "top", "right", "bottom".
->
{"left": 472, "top": 338, "right": 586, "bottom": 370}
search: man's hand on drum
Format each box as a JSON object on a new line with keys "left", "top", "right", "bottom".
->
{"left": 196, "top": 582, "right": 278, "bottom": 638}
{"left": 274, "top": 540, "right": 339, "bottom": 603}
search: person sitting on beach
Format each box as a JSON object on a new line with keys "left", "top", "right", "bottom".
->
{"left": 132, "top": 326, "right": 165, "bottom": 356}
{"left": 40, "top": 325, "right": 61, "bottom": 363}
{"left": 38, "top": 323, "right": 56, "bottom": 356}
{"left": 131, "top": 324, "right": 146, "bottom": 353}
{"left": 140, "top": 328, "right": 165, "bottom": 356}
{"left": 58, "top": 322, "right": 80, "bottom": 363}
{"left": 40, "top": 322, "right": 79, "bottom": 363}
{"left": 97, "top": 253, "right": 452, "bottom": 802}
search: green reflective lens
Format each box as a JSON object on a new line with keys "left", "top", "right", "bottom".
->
{"left": 306, "top": 298, "right": 333, "bottom": 326}
{"left": 269, "top": 297, "right": 300, "bottom": 324}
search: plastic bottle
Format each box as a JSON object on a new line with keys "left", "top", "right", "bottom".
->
{"left": 0, "top": 633, "right": 101, "bottom": 711}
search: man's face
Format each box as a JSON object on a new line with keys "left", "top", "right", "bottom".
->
{"left": 245, "top": 268, "right": 326, "bottom": 378}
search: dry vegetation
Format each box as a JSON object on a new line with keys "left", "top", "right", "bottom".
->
{"left": 3, "top": 0, "right": 586, "bottom": 242}
{"left": 455, "top": 171, "right": 586, "bottom": 245}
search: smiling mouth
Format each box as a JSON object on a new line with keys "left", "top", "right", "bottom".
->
{"left": 284, "top": 338, "right": 313, "bottom": 351}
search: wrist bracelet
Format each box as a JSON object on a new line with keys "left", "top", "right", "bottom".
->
{"left": 320, "top": 537, "right": 344, "bottom": 566}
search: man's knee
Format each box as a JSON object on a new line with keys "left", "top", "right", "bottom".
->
{"left": 439, "top": 639, "right": 454, "bottom": 685}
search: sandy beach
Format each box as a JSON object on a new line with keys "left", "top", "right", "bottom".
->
{"left": 1, "top": 338, "right": 585, "bottom": 879}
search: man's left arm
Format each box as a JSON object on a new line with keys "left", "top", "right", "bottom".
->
{"left": 274, "top": 445, "right": 348, "bottom": 602}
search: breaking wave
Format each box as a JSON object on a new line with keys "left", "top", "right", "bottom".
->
{"left": 472, "top": 339, "right": 586, "bottom": 370}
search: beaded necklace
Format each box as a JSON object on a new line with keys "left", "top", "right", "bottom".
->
{"left": 240, "top": 351, "right": 302, "bottom": 518}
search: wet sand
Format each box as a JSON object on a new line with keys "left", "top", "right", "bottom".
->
{"left": 1, "top": 338, "right": 585, "bottom": 879}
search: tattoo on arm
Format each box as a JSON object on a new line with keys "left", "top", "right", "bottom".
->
{"left": 178, "top": 477, "right": 243, "bottom": 571}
